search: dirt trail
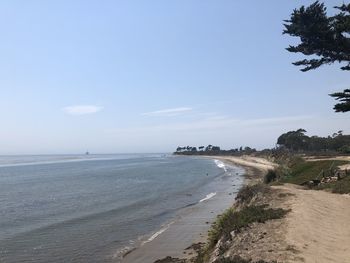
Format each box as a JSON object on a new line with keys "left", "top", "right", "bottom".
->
{"left": 304, "top": 155, "right": 350, "bottom": 171}
{"left": 305, "top": 156, "right": 350, "bottom": 162}
{"left": 274, "top": 184, "right": 350, "bottom": 263}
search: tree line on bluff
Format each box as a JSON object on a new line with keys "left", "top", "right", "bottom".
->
{"left": 174, "top": 145, "right": 257, "bottom": 155}
{"left": 277, "top": 129, "right": 350, "bottom": 153}
{"left": 175, "top": 129, "right": 350, "bottom": 155}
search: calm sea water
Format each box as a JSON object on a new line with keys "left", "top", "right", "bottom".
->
{"left": 0, "top": 154, "right": 243, "bottom": 263}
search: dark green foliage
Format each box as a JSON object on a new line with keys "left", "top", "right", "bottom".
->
{"left": 284, "top": 2, "right": 350, "bottom": 112}
{"left": 277, "top": 129, "right": 350, "bottom": 153}
{"left": 264, "top": 170, "right": 277, "bottom": 184}
{"left": 212, "top": 146, "right": 221, "bottom": 151}
{"left": 339, "top": 145, "right": 350, "bottom": 153}
{"left": 208, "top": 206, "right": 289, "bottom": 249}
{"left": 329, "top": 89, "right": 350, "bottom": 112}
{"left": 174, "top": 144, "right": 256, "bottom": 156}
{"left": 277, "top": 129, "right": 308, "bottom": 151}
{"left": 284, "top": 1, "right": 350, "bottom": 72}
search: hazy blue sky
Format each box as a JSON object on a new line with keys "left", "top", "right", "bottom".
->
{"left": 0, "top": 0, "right": 349, "bottom": 154}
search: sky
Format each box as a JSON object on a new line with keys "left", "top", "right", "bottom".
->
{"left": 0, "top": 0, "right": 349, "bottom": 154}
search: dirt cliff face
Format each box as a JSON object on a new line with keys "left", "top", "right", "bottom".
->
{"left": 206, "top": 185, "right": 296, "bottom": 263}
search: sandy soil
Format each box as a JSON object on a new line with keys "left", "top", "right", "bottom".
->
{"left": 211, "top": 156, "right": 276, "bottom": 185}
{"left": 304, "top": 156, "right": 350, "bottom": 162}
{"left": 274, "top": 184, "right": 350, "bottom": 263}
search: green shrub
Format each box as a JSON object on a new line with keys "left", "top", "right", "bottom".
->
{"left": 338, "top": 145, "right": 350, "bottom": 154}
{"left": 208, "top": 205, "right": 289, "bottom": 249}
{"left": 280, "top": 160, "right": 348, "bottom": 185}
{"left": 235, "top": 184, "right": 268, "bottom": 204}
{"left": 263, "top": 170, "right": 277, "bottom": 184}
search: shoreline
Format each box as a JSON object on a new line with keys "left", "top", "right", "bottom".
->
{"left": 208, "top": 155, "right": 275, "bottom": 183}
{"left": 120, "top": 156, "right": 271, "bottom": 263}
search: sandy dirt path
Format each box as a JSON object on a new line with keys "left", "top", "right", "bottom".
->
{"left": 304, "top": 156, "right": 350, "bottom": 171}
{"left": 274, "top": 184, "right": 350, "bottom": 263}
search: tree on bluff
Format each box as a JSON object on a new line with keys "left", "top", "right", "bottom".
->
{"left": 277, "top": 129, "right": 308, "bottom": 151}
{"left": 277, "top": 129, "right": 350, "bottom": 152}
{"left": 284, "top": 1, "right": 350, "bottom": 112}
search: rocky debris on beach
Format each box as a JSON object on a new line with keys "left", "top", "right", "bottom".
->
{"left": 301, "top": 169, "right": 349, "bottom": 187}
{"left": 154, "top": 256, "right": 186, "bottom": 263}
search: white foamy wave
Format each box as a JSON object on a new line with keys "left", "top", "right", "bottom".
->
{"left": 199, "top": 192, "right": 217, "bottom": 203}
{"left": 214, "top": 159, "right": 227, "bottom": 172}
{"left": 144, "top": 222, "right": 174, "bottom": 243}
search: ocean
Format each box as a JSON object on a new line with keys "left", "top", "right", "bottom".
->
{"left": 0, "top": 154, "right": 244, "bottom": 263}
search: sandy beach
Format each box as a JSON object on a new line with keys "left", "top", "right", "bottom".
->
{"left": 211, "top": 156, "right": 276, "bottom": 183}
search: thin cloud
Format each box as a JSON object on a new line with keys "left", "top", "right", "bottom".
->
{"left": 242, "top": 115, "right": 313, "bottom": 126}
{"left": 142, "top": 107, "right": 192, "bottom": 117}
{"left": 107, "top": 115, "right": 313, "bottom": 134}
{"left": 62, "top": 105, "right": 103, "bottom": 115}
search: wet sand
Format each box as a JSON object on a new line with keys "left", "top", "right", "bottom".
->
{"left": 121, "top": 161, "right": 244, "bottom": 263}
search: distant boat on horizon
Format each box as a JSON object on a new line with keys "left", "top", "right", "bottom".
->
{"left": 85, "top": 151, "right": 90, "bottom": 155}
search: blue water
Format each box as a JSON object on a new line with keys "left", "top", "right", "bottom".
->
{"left": 0, "top": 154, "right": 243, "bottom": 263}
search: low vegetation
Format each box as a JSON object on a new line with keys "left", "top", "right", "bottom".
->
{"left": 315, "top": 176, "right": 350, "bottom": 194}
{"left": 266, "top": 157, "right": 350, "bottom": 194}
{"left": 213, "top": 257, "right": 276, "bottom": 263}
{"left": 208, "top": 205, "right": 289, "bottom": 249}
{"left": 194, "top": 184, "right": 289, "bottom": 263}
{"left": 278, "top": 159, "right": 347, "bottom": 184}
{"left": 235, "top": 184, "right": 270, "bottom": 205}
